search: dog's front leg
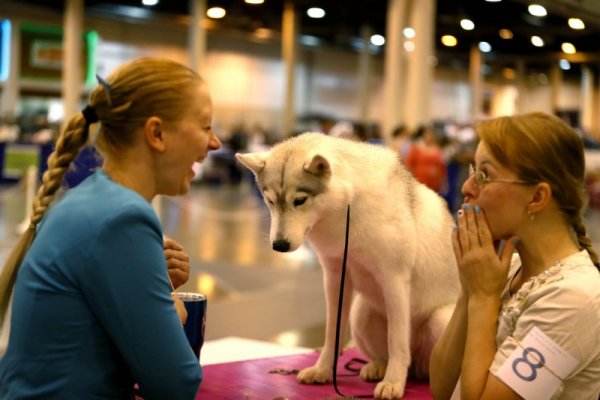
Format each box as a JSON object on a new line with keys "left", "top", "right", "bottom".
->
{"left": 374, "top": 273, "right": 411, "bottom": 399}
{"left": 297, "top": 263, "right": 353, "bottom": 384}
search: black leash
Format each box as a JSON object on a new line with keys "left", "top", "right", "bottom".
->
{"left": 332, "top": 204, "right": 372, "bottom": 398}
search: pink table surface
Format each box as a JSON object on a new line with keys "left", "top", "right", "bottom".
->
{"left": 197, "top": 347, "right": 433, "bottom": 400}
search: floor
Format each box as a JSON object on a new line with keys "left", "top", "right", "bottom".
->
{"left": 0, "top": 176, "right": 327, "bottom": 352}
{"left": 1, "top": 172, "right": 600, "bottom": 354}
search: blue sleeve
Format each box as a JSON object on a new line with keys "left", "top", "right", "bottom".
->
{"left": 80, "top": 205, "right": 201, "bottom": 400}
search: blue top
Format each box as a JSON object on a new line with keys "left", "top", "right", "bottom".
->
{"left": 0, "top": 170, "right": 201, "bottom": 400}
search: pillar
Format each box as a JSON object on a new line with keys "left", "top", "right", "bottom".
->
{"left": 62, "top": 0, "right": 84, "bottom": 120}
{"left": 281, "top": 1, "right": 297, "bottom": 137}
{"left": 382, "top": 0, "right": 409, "bottom": 139}
{"left": 188, "top": 0, "right": 207, "bottom": 73}
{"left": 405, "top": 0, "right": 435, "bottom": 129}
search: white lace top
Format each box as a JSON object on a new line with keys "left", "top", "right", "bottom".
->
{"left": 489, "top": 250, "right": 600, "bottom": 399}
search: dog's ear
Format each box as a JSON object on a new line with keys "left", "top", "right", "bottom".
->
{"left": 304, "top": 154, "right": 331, "bottom": 177}
{"left": 235, "top": 152, "right": 269, "bottom": 175}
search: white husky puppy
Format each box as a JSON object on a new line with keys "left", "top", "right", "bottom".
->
{"left": 236, "top": 132, "right": 459, "bottom": 399}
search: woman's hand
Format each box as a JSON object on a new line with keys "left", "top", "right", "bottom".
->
{"left": 452, "top": 204, "right": 517, "bottom": 300}
{"left": 163, "top": 237, "right": 190, "bottom": 290}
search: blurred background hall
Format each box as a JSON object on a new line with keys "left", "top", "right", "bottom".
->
{"left": 1, "top": 0, "right": 600, "bottom": 361}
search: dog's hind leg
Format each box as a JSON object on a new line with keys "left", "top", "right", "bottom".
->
{"left": 350, "top": 294, "right": 388, "bottom": 382}
{"left": 410, "top": 302, "right": 455, "bottom": 379}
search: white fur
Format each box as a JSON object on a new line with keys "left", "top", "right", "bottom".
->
{"left": 236, "top": 132, "right": 459, "bottom": 399}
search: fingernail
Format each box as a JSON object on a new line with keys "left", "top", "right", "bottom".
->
{"left": 475, "top": 205, "right": 480, "bottom": 213}
{"left": 465, "top": 204, "right": 471, "bottom": 212}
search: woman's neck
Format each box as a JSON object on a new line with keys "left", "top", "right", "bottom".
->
{"left": 516, "top": 226, "right": 580, "bottom": 285}
{"left": 102, "top": 154, "right": 155, "bottom": 202}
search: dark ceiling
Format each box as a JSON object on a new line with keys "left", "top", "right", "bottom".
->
{"left": 13, "top": 0, "right": 600, "bottom": 70}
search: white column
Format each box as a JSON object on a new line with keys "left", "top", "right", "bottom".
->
{"left": 581, "top": 65, "right": 594, "bottom": 134}
{"left": 595, "top": 66, "right": 600, "bottom": 139}
{"left": 62, "top": 0, "right": 84, "bottom": 120}
{"left": 281, "top": 1, "right": 297, "bottom": 137}
{"left": 357, "top": 25, "right": 372, "bottom": 124}
{"left": 405, "top": 0, "right": 435, "bottom": 129}
{"left": 382, "top": 0, "right": 408, "bottom": 140}
{"left": 550, "top": 63, "right": 562, "bottom": 113}
{"left": 515, "top": 59, "right": 526, "bottom": 114}
{"left": 188, "top": 0, "right": 207, "bottom": 73}
{"left": 0, "top": 20, "right": 20, "bottom": 119}
{"left": 469, "top": 44, "right": 482, "bottom": 119}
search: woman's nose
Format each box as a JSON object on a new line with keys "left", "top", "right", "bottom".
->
{"left": 462, "top": 173, "right": 477, "bottom": 198}
{"left": 210, "top": 134, "right": 222, "bottom": 150}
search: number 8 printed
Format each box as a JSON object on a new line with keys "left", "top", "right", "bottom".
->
{"left": 512, "top": 347, "right": 546, "bottom": 382}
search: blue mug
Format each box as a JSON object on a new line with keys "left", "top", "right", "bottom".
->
{"left": 176, "top": 292, "right": 207, "bottom": 359}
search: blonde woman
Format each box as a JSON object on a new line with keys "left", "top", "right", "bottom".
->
{"left": 430, "top": 112, "right": 600, "bottom": 400}
{"left": 0, "top": 57, "right": 221, "bottom": 399}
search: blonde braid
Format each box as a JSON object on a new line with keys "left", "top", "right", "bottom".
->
{"left": 573, "top": 217, "right": 600, "bottom": 267}
{"left": 0, "top": 114, "right": 90, "bottom": 329}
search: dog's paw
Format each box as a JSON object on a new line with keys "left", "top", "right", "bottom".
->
{"left": 374, "top": 380, "right": 405, "bottom": 399}
{"left": 359, "top": 360, "right": 386, "bottom": 381}
{"left": 296, "top": 365, "right": 332, "bottom": 384}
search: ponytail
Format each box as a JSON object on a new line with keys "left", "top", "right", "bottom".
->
{"left": 0, "top": 112, "right": 92, "bottom": 330}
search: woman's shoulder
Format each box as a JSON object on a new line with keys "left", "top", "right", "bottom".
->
{"left": 47, "top": 170, "right": 158, "bottom": 234}
{"left": 526, "top": 251, "right": 600, "bottom": 314}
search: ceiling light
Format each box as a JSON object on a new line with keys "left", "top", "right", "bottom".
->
{"left": 207, "top": 7, "right": 226, "bottom": 19}
{"left": 460, "top": 19, "right": 475, "bottom": 30}
{"left": 531, "top": 36, "right": 544, "bottom": 47}
{"left": 485, "top": 0, "right": 502, "bottom": 2}
{"left": 142, "top": 0, "right": 158, "bottom": 5}
{"left": 499, "top": 29, "right": 513, "bottom": 39}
{"left": 245, "top": 0, "right": 264, "bottom": 4}
{"left": 370, "top": 34, "right": 385, "bottom": 46}
{"left": 561, "top": 42, "right": 576, "bottom": 54}
{"left": 479, "top": 41, "right": 492, "bottom": 53}
{"left": 559, "top": 59, "right": 571, "bottom": 70}
{"left": 528, "top": 4, "right": 547, "bottom": 17}
{"left": 403, "top": 27, "right": 415, "bottom": 38}
{"left": 568, "top": 18, "right": 585, "bottom": 30}
{"left": 307, "top": 7, "right": 325, "bottom": 19}
{"left": 441, "top": 35, "right": 457, "bottom": 47}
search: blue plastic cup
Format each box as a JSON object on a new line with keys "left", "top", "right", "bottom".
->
{"left": 176, "top": 292, "right": 207, "bottom": 359}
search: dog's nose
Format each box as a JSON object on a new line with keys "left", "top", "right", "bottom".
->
{"left": 272, "top": 240, "right": 290, "bottom": 252}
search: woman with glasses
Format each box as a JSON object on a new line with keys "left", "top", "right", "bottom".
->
{"left": 429, "top": 112, "right": 600, "bottom": 400}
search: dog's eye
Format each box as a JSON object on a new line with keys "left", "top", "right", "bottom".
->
{"left": 293, "top": 197, "right": 307, "bottom": 207}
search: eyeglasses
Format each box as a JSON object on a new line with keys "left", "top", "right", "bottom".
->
{"left": 469, "top": 163, "right": 530, "bottom": 189}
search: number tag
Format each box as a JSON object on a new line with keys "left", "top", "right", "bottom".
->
{"left": 497, "top": 326, "right": 578, "bottom": 400}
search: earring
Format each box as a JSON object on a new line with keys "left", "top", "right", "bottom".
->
{"left": 527, "top": 209, "right": 535, "bottom": 221}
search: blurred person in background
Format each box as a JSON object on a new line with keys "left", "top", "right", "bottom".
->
{"left": 405, "top": 125, "right": 447, "bottom": 194}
